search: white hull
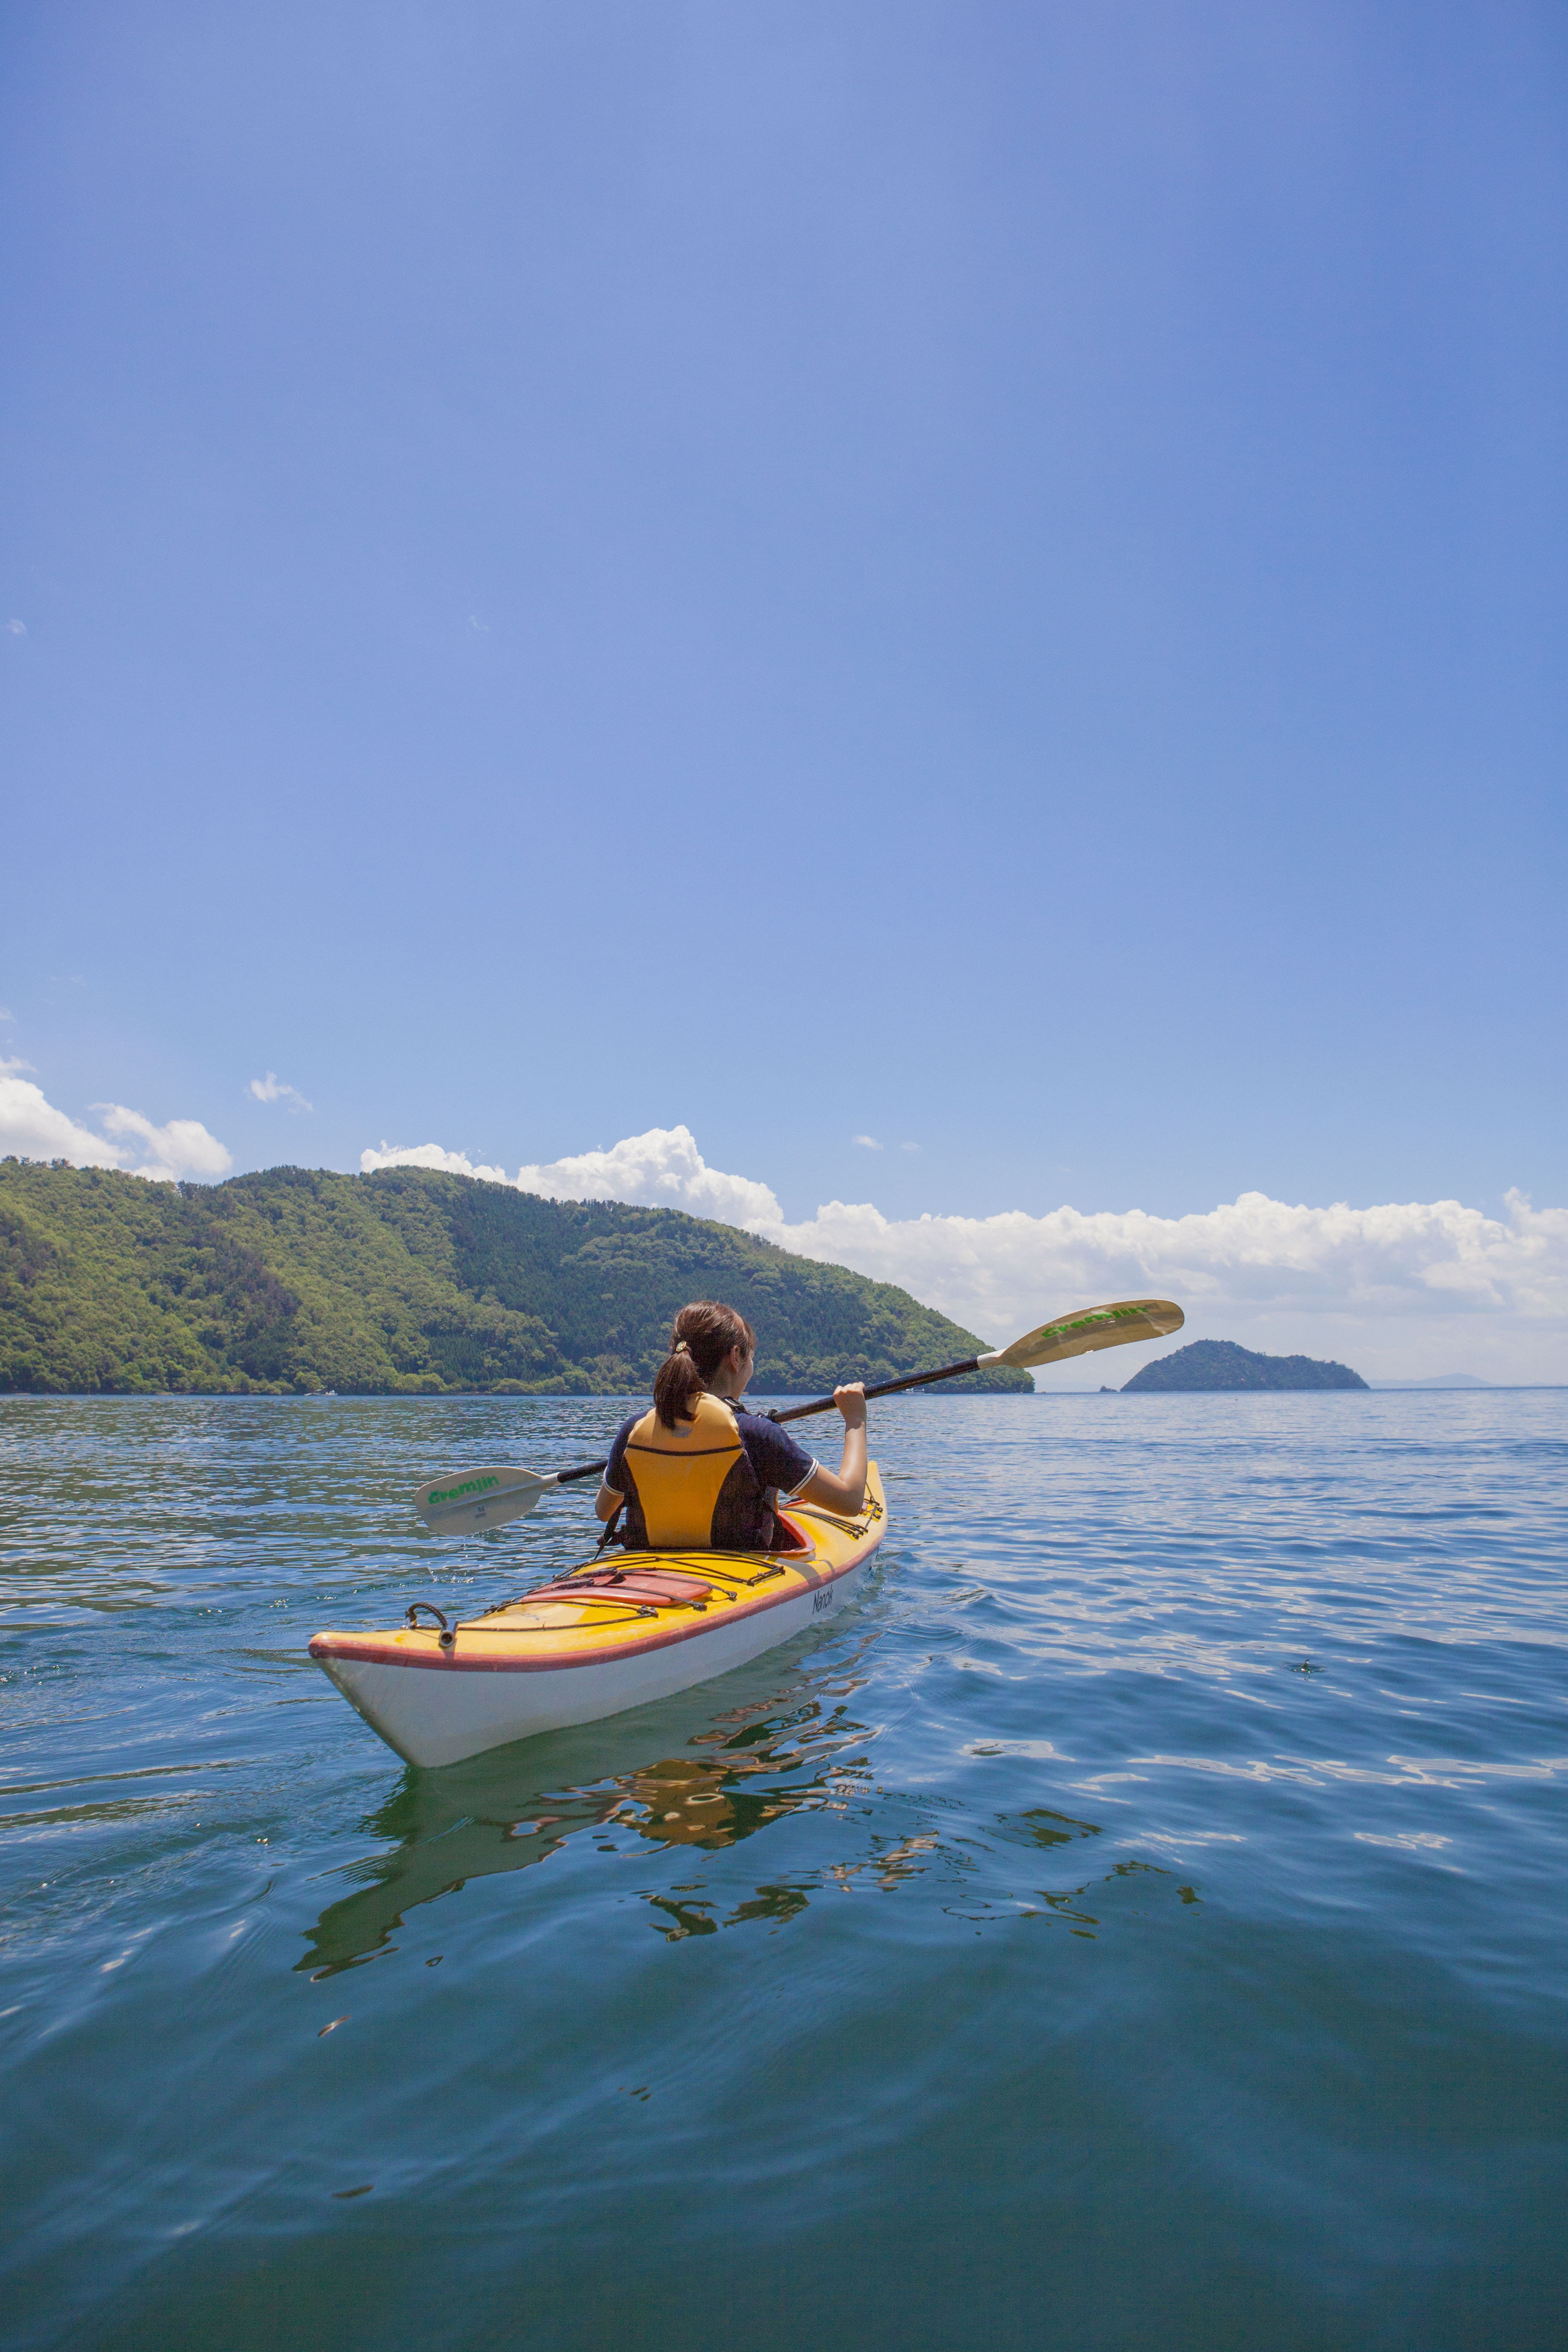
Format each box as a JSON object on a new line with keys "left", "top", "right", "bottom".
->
{"left": 316, "top": 1558, "right": 867, "bottom": 1769}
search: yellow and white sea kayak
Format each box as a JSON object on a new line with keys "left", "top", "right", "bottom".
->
{"left": 310, "top": 1465, "right": 886, "bottom": 1768}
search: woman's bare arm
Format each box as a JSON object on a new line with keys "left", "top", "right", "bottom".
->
{"left": 795, "top": 1384, "right": 867, "bottom": 1514}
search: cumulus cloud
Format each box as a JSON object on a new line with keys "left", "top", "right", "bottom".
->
{"left": 93, "top": 1105, "right": 234, "bottom": 1183}
{"left": 361, "top": 1139, "right": 512, "bottom": 1182}
{"left": 249, "top": 1071, "right": 313, "bottom": 1112}
{"left": 512, "top": 1127, "right": 785, "bottom": 1228}
{"left": 853, "top": 1134, "right": 883, "bottom": 1151}
{"left": 4, "top": 620, "right": 24, "bottom": 638}
{"left": 0, "top": 1062, "right": 232, "bottom": 1182}
{"left": 363, "top": 1125, "right": 783, "bottom": 1228}
{"left": 1, "top": 1062, "right": 120, "bottom": 1166}
{"left": 764, "top": 1188, "right": 1568, "bottom": 1380}
{"left": 365, "top": 1125, "right": 1568, "bottom": 1380}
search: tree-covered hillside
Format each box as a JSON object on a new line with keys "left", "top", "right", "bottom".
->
{"left": 0, "top": 1160, "right": 1031, "bottom": 1398}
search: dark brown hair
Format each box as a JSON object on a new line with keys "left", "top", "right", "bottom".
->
{"left": 652, "top": 1300, "right": 757, "bottom": 1429}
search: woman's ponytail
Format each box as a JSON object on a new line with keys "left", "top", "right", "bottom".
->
{"left": 652, "top": 1301, "right": 757, "bottom": 1429}
{"left": 651, "top": 1334, "right": 705, "bottom": 1430}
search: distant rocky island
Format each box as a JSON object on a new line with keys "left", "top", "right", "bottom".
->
{"left": 1122, "top": 1339, "right": 1368, "bottom": 1393}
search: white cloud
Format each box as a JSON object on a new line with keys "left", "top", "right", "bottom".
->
{"left": 513, "top": 1127, "right": 785, "bottom": 1228}
{"left": 853, "top": 1134, "right": 883, "bottom": 1151}
{"left": 364, "top": 1124, "right": 783, "bottom": 1228}
{"left": 249, "top": 1071, "right": 313, "bottom": 1112}
{"left": 1, "top": 1064, "right": 121, "bottom": 1166}
{"left": 93, "top": 1105, "right": 234, "bottom": 1183}
{"left": 357, "top": 1123, "right": 1568, "bottom": 1382}
{"left": 767, "top": 1186, "right": 1568, "bottom": 1384}
{"left": 3, "top": 620, "right": 24, "bottom": 637}
{"left": 0, "top": 1064, "right": 232, "bottom": 1182}
{"left": 361, "top": 1140, "right": 512, "bottom": 1182}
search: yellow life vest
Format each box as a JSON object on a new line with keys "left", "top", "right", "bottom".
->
{"left": 621, "top": 1391, "right": 760, "bottom": 1550}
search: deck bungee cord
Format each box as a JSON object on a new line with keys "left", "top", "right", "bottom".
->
{"left": 420, "top": 1488, "right": 893, "bottom": 1648}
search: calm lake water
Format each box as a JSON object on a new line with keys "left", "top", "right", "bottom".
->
{"left": 2, "top": 1389, "right": 1565, "bottom": 2351}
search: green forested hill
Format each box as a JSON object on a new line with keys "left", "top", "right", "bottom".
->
{"left": 0, "top": 1160, "right": 1031, "bottom": 1398}
{"left": 1121, "top": 1339, "right": 1367, "bottom": 1392}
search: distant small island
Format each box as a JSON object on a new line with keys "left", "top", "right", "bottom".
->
{"left": 1122, "top": 1339, "right": 1368, "bottom": 1393}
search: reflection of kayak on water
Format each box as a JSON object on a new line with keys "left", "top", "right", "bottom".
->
{"left": 296, "top": 1648, "right": 1121, "bottom": 1984}
{"left": 309, "top": 1466, "right": 887, "bottom": 1769}
{"left": 296, "top": 1667, "right": 874, "bottom": 1978}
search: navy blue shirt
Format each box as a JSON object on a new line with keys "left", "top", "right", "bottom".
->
{"left": 604, "top": 1398, "right": 816, "bottom": 1552}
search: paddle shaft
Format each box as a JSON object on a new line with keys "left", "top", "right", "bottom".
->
{"left": 556, "top": 1459, "right": 610, "bottom": 1485}
{"left": 763, "top": 1355, "right": 979, "bottom": 1424}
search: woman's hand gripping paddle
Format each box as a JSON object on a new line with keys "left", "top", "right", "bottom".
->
{"left": 409, "top": 1298, "right": 1182, "bottom": 1533}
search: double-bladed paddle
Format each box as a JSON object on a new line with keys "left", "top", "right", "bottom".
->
{"left": 411, "top": 1296, "right": 1183, "bottom": 1535}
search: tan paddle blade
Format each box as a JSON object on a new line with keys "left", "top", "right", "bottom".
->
{"left": 989, "top": 1298, "right": 1184, "bottom": 1370}
{"left": 412, "top": 1466, "right": 559, "bottom": 1534}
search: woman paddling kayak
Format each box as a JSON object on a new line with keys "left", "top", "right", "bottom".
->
{"left": 595, "top": 1300, "right": 868, "bottom": 1553}
{"left": 311, "top": 1293, "right": 1178, "bottom": 1765}
{"left": 308, "top": 1299, "right": 886, "bottom": 1766}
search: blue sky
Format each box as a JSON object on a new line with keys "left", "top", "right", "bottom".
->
{"left": 3, "top": 3, "right": 1565, "bottom": 1370}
